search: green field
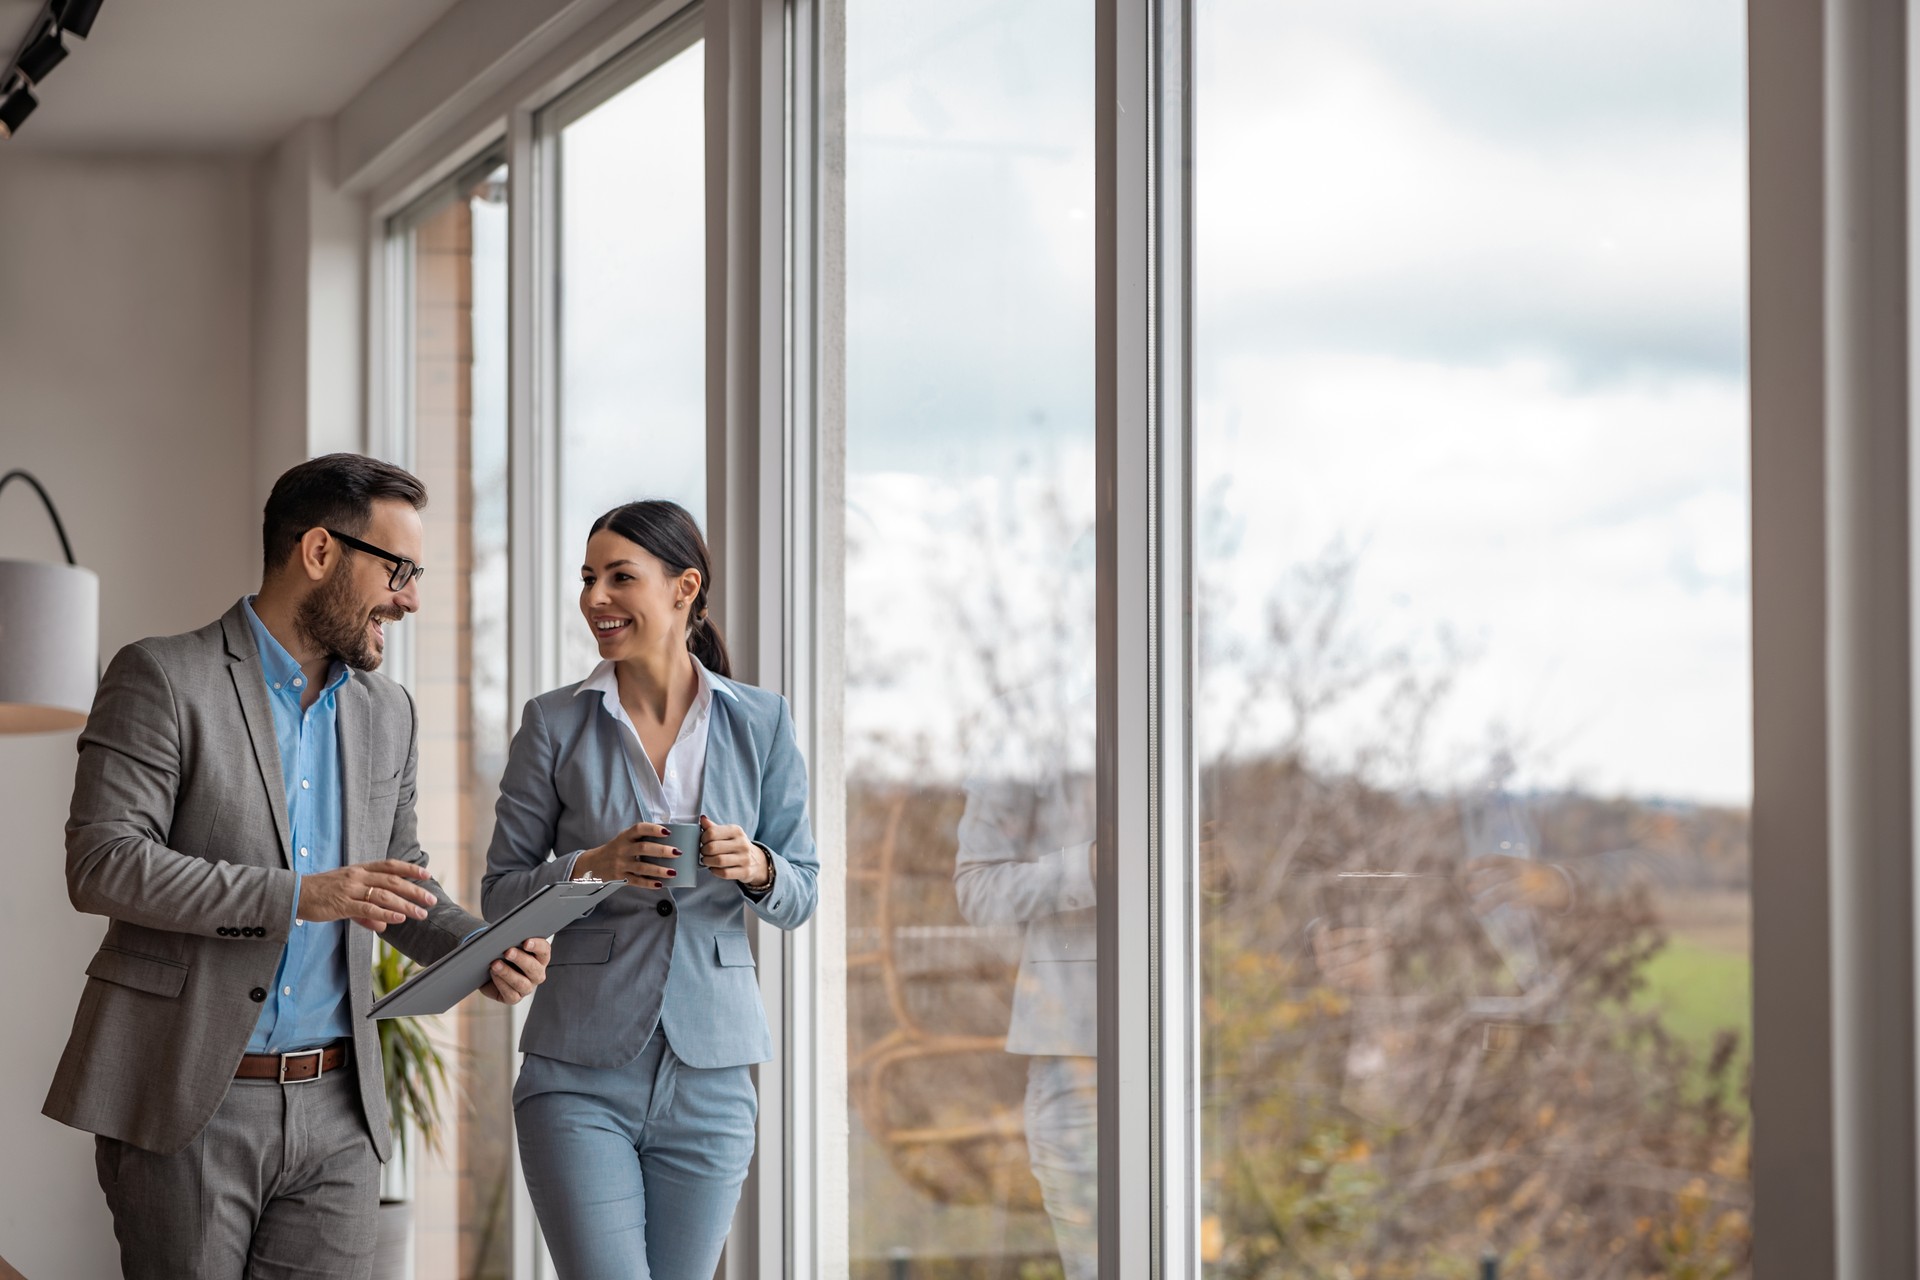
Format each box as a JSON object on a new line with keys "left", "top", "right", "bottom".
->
{"left": 1637, "top": 935, "right": 1752, "bottom": 1092}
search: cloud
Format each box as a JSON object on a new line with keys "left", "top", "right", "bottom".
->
{"left": 829, "top": 0, "right": 1753, "bottom": 803}
{"left": 1196, "top": 0, "right": 1747, "bottom": 378}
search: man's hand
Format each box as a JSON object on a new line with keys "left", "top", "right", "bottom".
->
{"left": 297, "top": 860, "right": 438, "bottom": 933}
{"left": 1461, "top": 855, "right": 1573, "bottom": 914}
{"left": 480, "top": 937, "right": 550, "bottom": 1005}
{"left": 1312, "top": 925, "right": 1392, "bottom": 994}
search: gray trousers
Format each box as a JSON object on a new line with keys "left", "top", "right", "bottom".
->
{"left": 94, "top": 1065, "right": 380, "bottom": 1280}
{"left": 1025, "top": 1054, "right": 1098, "bottom": 1280}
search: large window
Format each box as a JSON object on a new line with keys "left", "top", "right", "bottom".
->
{"left": 549, "top": 20, "right": 706, "bottom": 681}
{"left": 1193, "top": 2, "right": 1752, "bottom": 1275}
{"left": 391, "top": 156, "right": 514, "bottom": 1279}
{"left": 835, "top": 1, "right": 1098, "bottom": 1275}
{"left": 362, "top": 0, "right": 1869, "bottom": 1273}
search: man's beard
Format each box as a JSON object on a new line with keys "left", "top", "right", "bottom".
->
{"left": 296, "top": 566, "right": 398, "bottom": 672}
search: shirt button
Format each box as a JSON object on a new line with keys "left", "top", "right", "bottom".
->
{"left": 273, "top": 683, "right": 282, "bottom": 691}
{"left": 282, "top": 986, "right": 293, "bottom": 997}
{"left": 300, "top": 779, "right": 310, "bottom": 790}
{"left": 656, "top": 899, "right": 675, "bottom": 917}
{"left": 293, "top": 677, "right": 304, "bottom": 688}
{"left": 295, "top": 919, "right": 304, "bottom": 927}
{"left": 299, "top": 848, "right": 309, "bottom": 858}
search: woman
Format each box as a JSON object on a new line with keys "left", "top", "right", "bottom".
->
{"left": 481, "top": 500, "right": 817, "bottom": 1279}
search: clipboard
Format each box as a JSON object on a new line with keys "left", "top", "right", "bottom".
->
{"left": 367, "top": 878, "right": 626, "bottom": 1020}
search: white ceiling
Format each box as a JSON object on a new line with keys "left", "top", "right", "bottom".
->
{"left": 0, "top": 0, "right": 467, "bottom": 151}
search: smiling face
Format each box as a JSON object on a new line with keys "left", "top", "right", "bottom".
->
{"left": 295, "top": 498, "right": 422, "bottom": 671}
{"left": 580, "top": 528, "right": 702, "bottom": 662}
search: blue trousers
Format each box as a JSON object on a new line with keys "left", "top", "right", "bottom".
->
{"left": 515, "top": 1032, "right": 757, "bottom": 1280}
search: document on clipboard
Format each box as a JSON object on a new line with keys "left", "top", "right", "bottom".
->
{"left": 367, "top": 878, "right": 625, "bottom": 1020}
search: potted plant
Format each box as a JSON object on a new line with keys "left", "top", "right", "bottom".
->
{"left": 371, "top": 941, "right": 456, "bottom": 1280}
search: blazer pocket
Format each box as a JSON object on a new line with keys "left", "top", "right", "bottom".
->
{"left": 548, "top": 929, "right": 614, "bottom": 966}
{"left": 714, "top": 931, "right": 755, "bottom": 967}
{"left": 86, "top": 946, "right": 188, "bottom": 998}
{"left": 1029, "top": 924, "right": 1098, "bottom": 963}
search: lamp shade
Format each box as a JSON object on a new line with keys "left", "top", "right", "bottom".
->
{"left": 0, "top": 558, "right": 98, "bottom": 732}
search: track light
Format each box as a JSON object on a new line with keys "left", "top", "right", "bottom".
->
{"left": 0, "top": 86, "right": 38, "bottom": 140}
{"left": 53, "top": 0, "right": 103, "bottom": 40}
{"left": 15, "top": 26, "right": 66, "bottom": 85}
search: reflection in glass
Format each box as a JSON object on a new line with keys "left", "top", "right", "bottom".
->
{"left": 840, "top": 0, "right": 1096, "bottom": 1274}
{"left": 1194, "top": 1, "right": 1751, "bottom": 1276}
{"left": 556, "top": 37, "right": 705, "bottom": 681}
{"left": 400, "top": 160, "right": 513, "bottom": 1278}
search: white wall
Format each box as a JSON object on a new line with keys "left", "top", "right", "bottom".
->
{"left": 252, "top": 119, "right": 366, "bottom": 502}
{"left": 0, "top": 152, "right": 258, "bottom": 1279}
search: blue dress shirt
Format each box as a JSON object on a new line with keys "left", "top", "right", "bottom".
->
{"left": 242, "top": 597, "right": 353, "bottom": 1053}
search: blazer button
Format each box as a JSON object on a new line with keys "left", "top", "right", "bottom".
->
{"left": 249, "top": 987, "right": 266, "bottom": 1003}
{"left": 656, "top": 899, "right": 674, "bottom": 917}
{"left": 217, "top": 927, "right": 231, "bottom": 937}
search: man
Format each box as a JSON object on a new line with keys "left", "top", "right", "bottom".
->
{"left": 952, "top": 678, "right": 1096, "bottom": 1280}
{"left": 42, "top": 453, "right": 551, "bottom": 1278}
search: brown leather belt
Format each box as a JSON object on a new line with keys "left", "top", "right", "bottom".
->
{"left": 235, "top": 1042, "right": 348, "bottom": 1083}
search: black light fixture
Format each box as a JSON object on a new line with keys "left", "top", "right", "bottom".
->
{"left": 15, "top": 24, "right": 65, "bottom": 85}
{"left": 0, "top": 84, "right": 37, "bottom": 140}
{"left": 0, "top": 0, "right": 105, "bottom": 141}
{"left": 53, "top": 0, "right": 104, "bottom": 40}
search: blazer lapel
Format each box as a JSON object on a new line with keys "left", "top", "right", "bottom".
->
{"left": 222, "top": 607, "right": 292, "bottom": 868}
{"left": 337, "top": 678, "right": 370, "bottom": 863}
{"left": 698, "top": 688, "right": 750, "bottom": 825}
{"left": 601, "top": 703, "right": 653, "bottom": 825}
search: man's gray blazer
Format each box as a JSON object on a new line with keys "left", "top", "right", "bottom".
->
{"left": 42, "top": 600, "right": 481, "bottom": 1158}
{"left": 953, "top": 769, "right": 1097, "bottom": 1058}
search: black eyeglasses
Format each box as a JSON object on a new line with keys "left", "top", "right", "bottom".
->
{"left": 325, "top": 529, "right": 427, "bottom": 591}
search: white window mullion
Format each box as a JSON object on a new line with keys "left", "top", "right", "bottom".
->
{"left": 506, "top": 98, "right": 558, "bottom": 1280}
{"left": 1096, "top": 0, "right": 1159, "bottom": 1276}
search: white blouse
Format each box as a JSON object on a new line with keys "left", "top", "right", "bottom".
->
{"left": 575, "top": 655, "right": 718, "bottom": 823}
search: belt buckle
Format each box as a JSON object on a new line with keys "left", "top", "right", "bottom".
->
{"left": 279, "top": 1047, "right": 326, "bottom": 1084}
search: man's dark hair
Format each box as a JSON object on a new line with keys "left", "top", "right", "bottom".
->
{"left": 262, "top": 453, "right": 428, "bottom": 574}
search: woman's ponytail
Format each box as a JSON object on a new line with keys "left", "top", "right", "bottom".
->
{"left": 688, "top": 609, "right": 733, "bottom": 679}
{"left": 589, "top": 499, "right": 734, "bottom": 679}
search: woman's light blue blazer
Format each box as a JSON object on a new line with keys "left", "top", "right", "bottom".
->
{"left": 480, "top": 672, "right": 817, "bottom": 1070}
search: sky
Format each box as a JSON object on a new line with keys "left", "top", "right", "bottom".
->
{"left": 839, "top": 0, "right": 1751, "bottom": 803}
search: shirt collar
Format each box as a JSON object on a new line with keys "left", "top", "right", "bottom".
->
{"left": 578, "top": 655, "right": 723, "bottom": 714}
{"left": 242, "top": 596, "right": 350, "bottom": 698}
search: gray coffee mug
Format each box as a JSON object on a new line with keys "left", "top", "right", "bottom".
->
{"left": 638, "top": 821, "right": 703, "bottom": 891}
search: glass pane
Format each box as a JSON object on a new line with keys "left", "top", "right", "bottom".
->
{"left": 401, "top": 159, "right": 513, "bottom": 1279}
{"left": 839, "top": 1, "right": 1098, "bottom": 1276}
{"left": 556, "top": 37, "right": 706, "bottom": 682}
{"left": 1194, "top": 3, "right": 1751, "bottom": 1276}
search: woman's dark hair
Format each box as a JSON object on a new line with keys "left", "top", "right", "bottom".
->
{"left": 590, "top": 500, "right": 732, "bottom": 678}
{"left": 263, "top": 453, "right": 428, "bottom": 574}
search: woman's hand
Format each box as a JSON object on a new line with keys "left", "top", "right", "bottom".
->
{"left": 572, "top": 822, "right": 683, "bottom": 890}
{"left": 698, "top": 815, "right": 770, "bottom": 888}
{"left": 479, "top": 937, "right": 551, "bottom": 1004}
